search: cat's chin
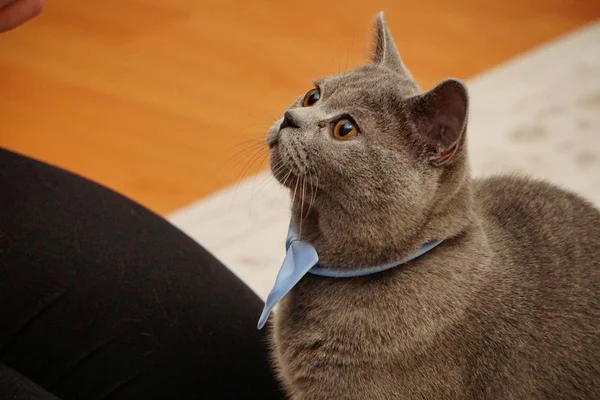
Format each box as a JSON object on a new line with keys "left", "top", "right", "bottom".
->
{"left": 271, "top": 166, "right": 320, "bottom": 206}
{"left": 270, "top": 152, "right": 298, "bottom": 189}
{"left": 272, "top": 167, "right": 299, "bottom": 190}
{"left": 269, "top": 146, "right": 321, "bottom": 200}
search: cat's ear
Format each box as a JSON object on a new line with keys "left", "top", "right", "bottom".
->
{"left": 372, "top": 12, "right": 413, "bottom": 79}
{"left": 408, "top": 79, "right": 469, "bottom": 166}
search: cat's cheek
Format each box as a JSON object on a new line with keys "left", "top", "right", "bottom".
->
{"left": 266, "top": 121, "right": 282, "bottom": 148}
{"left": 268, "top": 151, "right": 280, "bottom": 175}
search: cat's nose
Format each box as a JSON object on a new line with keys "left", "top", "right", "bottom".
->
{"left": 280, "top": 111, "right": 300, "bottom": 130}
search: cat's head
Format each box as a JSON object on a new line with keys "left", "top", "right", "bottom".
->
{"left": 267, "top": 12, "right": 471, "bottom": 266}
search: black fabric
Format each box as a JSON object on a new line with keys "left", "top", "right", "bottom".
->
{"left": 0, "top": 364, "right": 60, "bottom": 399}
{"left": 0, "top": 148, "right": 283, "bottom": 399}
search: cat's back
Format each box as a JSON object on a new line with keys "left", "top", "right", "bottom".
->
{"left": 471, "top": 175, "right": 600, "bottom": 398}
{"left": 475, "top": 175, "right": 600, "bottom": 248}
{"left": 473, "top": 174, "right": 600, "bottom": 289}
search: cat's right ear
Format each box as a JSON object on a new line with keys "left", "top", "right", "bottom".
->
{"left": 372, "top": 12, "right": 414, "bottom": 80}
{"left": 407, "top": 79, "right": 469, "bottom": 166}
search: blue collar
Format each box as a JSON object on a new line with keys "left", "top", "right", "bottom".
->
{"left": 257, "top": 222, "right": 443, "bottom": 329}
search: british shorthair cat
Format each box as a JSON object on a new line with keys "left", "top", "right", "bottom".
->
{"left": 264, "top": 12, "right": 600, "bottom": 399}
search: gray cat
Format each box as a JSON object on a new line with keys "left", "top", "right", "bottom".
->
{"left": 264, "top": 12, "right": 600, "bottom": 400}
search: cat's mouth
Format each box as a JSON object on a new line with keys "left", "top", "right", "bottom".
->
{"left": 279, "top": 168, "right": 320, "bottom": 209}
{"left": 268, "top": 126, "right": 321, "bottom": 207}
{"left": 270, "top": 147, "right": 321, "bottom": 199}
{"left": 271, "top": 162, "right": 316, "bottom": 191}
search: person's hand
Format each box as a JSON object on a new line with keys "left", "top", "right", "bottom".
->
{"left": 0, "top": 0, "right": 43, "bottom": 33}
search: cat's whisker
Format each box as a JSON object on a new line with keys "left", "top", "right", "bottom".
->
{"left": 299, "top": 174, "right": 307, "bottom": 233}
{"left": 273, "top": 165, "right": 289, "bottom": 182}
{"left": 222, "top": 140, "right": 265, "bottom": 163}
{"left": 248, "top": 152, "right": 270, "bottom": 204}
{"left": 281, "top": 167, "right": 294, "bottom": 189}
{"left": 222, "top": 151, "right": 265, "bottom": 177}
{"left": 217, "top": 144, "right": 263, "bottom": 171}
{"left": 253, "top": 173, "right": 280, "bottom": 198}
{"left": 291, "top": 175, "right": 300, "bottom": 231}
{"left": 238, "top": 147, "right": 266, "bottom": 181}
{"left": 313, "top": 175, "right": 319, "bottom": 208}
{"left": 306, "top": 170, "right": 312, "bottom": 212}
{"left": 216, "top": 141, "right": 266, "bottom": 176}
{"left": 224, "top": 138, "right": 264, "bottom": 152}
{"left": 255, "top": 151, "right": 270, "bottom": 177}
{"left": 230, "top": 146, "right": 267, "bottom": 205}
{"left": 270, "top": 160, "right": 286, "bottom": 175}
{"left": 262, "top": 161, "right": 286, "bottom": 183}
{"left": 246, "top": 107, "right": 280, "bottom": 124}
{"left": 343, "top": 37, "right": 351, "bottom": 74}
{"left": 308, "top": 169, "right": 317, "bottom": 211}
{"left": 291, "top": 175, "right": 300, "bottom": 204}
{"left": 249, "top": 158, "right": 291, "bottom": 201}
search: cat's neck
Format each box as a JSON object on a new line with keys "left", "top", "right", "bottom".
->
{"left": 290, "top": 162, "right": 477, "bottom": 268}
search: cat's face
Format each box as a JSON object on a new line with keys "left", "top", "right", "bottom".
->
{"left": 266, "top": 13, "right": 469, "bottom": 260}
{"left": 267, "top": 65, "right": 428, "bottom": 213}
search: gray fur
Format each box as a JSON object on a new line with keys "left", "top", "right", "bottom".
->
{"left": 266, "top": 12, "right": 600, "bottom": 399}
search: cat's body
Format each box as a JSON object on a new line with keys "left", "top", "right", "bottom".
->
{"left": 273, "top": 177, "right": 600, "bottom": 399}
{"left": 266, "top": 13, "right": 600, "bottom": 399}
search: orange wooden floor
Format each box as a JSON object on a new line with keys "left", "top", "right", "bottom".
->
{"left": 1, "top": 1, "right": 598, "bottom": 215}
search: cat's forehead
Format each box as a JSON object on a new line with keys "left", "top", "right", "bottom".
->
{"left": 316, "top": 66, "right": 418, "bottom": 106}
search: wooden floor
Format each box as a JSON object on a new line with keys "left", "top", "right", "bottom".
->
{"left": 1, "top": 1, "right": 598, "bottom": 215}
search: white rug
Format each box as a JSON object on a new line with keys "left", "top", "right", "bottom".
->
{"left": 168, "top": 22, "right": 600, "bottom": 300}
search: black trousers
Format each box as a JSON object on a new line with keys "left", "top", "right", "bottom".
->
{"left": 0, "top": 148, "right": 283, "bottom": 399}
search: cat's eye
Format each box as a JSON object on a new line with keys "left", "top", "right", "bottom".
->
{"left": 333, "top": 119, "right": 358, "bottom": 140}
{"left": 302, "top": 88, "right": 321, "bottom": 107}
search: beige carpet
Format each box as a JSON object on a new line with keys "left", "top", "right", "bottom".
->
{"left": 168, "top": 21, "right": 600, "bottom": 300}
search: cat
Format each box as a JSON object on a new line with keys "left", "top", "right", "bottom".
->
{"left": 264, "top": 12, "right": 600, "bottom": 400}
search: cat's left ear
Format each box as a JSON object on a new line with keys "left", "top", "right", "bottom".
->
{"left": 407, "top": 79, "right": 469, "bottom": 166}
{"left": 372, "top": 12, "right": 414, "bottom": 80}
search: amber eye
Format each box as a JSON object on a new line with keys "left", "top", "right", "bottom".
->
{"left": 302, "top": 88, "right": 320, "bottom": 107}
{"left": 333, "top": 118, "right": 358, "bottom": 140}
